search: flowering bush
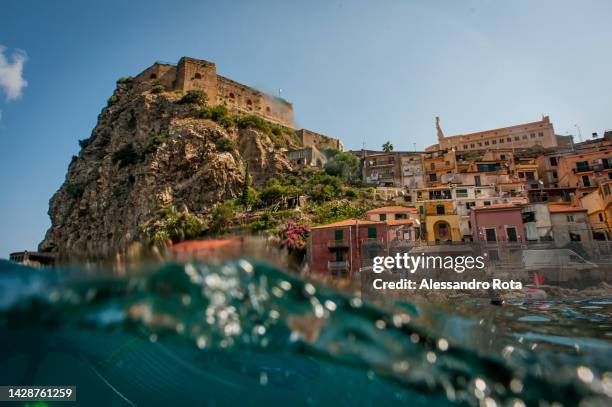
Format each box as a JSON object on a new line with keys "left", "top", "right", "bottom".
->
{"left": 279, "top": 221, "right": 310, "bottom": 253}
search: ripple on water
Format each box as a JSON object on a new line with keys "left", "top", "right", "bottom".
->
{"left": 518, "top": 315, "right": 551, "bottom": 322}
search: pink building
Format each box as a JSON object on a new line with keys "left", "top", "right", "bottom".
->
{"left": 309, "top": 219, "right": 388, "bottom": 277}
{"left": 470, "top": 204, "right": 526, "bottom": 243}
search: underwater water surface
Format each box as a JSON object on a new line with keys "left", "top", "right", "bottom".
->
{"left": 0, "top": 259, "right": 610, "bottom": 406}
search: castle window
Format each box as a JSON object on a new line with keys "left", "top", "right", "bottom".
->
{"left": 463, "top": 144, "right": 468, "bottom": 149}
{"left": 149, "top": 73, "right": 157, "bottom": 79}
{"left": 507, "top": 137, "right": 511, "bottom": 142}
{"left": 514, "top": 136, "right": 520, "bottom": 141}
{"left": 470, "top": 143, "right": 475, "bottom": 148}
{"left": 246, "top": 99, "right": 252, "bottom": 106}
{"left": 499, "top": 139, "right": 504, "bottom": 143}
{"left": 266, "top": 106, "right": 271, "bottom": 113}
{"left": 484, "top": 141, "right": 489, "bottom": 146}
{"left": 194, "top": 72, "right": 202, "bottom": 79}
{"left": 229, "top": 93, "right": 235, "bottom": 99}
{"left": 492, "top": 140, "right": 496, "bottom": 145}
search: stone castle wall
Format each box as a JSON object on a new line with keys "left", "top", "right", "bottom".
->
{"left": 135, "top": 57, "right": 294, "bottom": 127}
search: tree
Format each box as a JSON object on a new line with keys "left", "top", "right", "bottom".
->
{"left": 382, "top": 141, "right": 394, "bottom": 152}
{"left": 240, "top": 162, "right": 251, "bottom": 207}
{"left": 324, "top": 152, "right": 361, "bottom": 183}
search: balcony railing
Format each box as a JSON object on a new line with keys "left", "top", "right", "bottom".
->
{"left": 328, "top": 260, "right": 350, "bottom": 271}
{"left": 327, "top": 239, "right": 349, "bottom": 249}
{"left": 575, "top": 165, "right": 592, "bottom": 173}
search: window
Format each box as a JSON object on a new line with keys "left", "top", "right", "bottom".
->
{"left": 550, "top": 157, "right": 557, "bottom": 166}
{"left": 474, "top": 175, "right": 481, "bottom": 186}
{"left": 229, "top": 92, "right": 235, "bottom": 99}
{"left": 463, "top": 144, "right": 468, "bottom": 149}
{"left": 466, "top": 202, "right": 475, "bottom": 210}
{"left": 492, "top": 140, "right": 497, "bottom": 145}
{"left": 335, "top": 230, "right": 344, "bottom": 240}
{"left": 266, "top": 106, "right": 271, "bottom": 113}
{"left": 478, "top": 142, "right": 483, "bottom": 147}
{"left": 599, "top": 213, "right": 604, "bottom": 222}
{"left": 149, "top": 73, "right": 157, "bottom": 79}
{"left": 456, "top": 188, "right": 468, "bottom": 198}
{"left": 582, "top": 175, "right": 591, "bottom": 187}
{"left": 552, "top": 170, "right": 558, "bottom": 178}
{"left": 485, "top": 228, "right": 497, "bottom": 242}
{"left": 515, "top": 136, "right": 520, "bottom": 141}
{"left": 506, "top": 227, "right": 518, "bottom": 242}
{"left": 395, "top": 213, "right": 407, "bottom": 220}
{"left": 485, "top": 141, "right": 489, "bottom": 146}
{"left": 335, "top": 249, "right": 344, "bottom": 261}
{"left": 484, "top": 201, "right": 491, "bottom": 206}
{"left": 500, "top": 154, "right": 506, "bottom": 160}
{"left": 507, "top": 137, "right": 512, "bottom": 142}
{"left": 522, "top": 135, "right": 527, "bottom": 140}
{"left": 194, "top": 72, "right": 202, "bottom": 79}
{"left": 500, "top": 139, "right": 504, "bottom": 143}
{"left": 380, "top": 214, "right": 387, "bottom": 221}
{"left": 526, "top": 172, "right": 535, "bottom": 181}
{"left": 429, "top": 173, "right": 437, "bottom": 181}
{"left": 538, "top": 132, "right": 544, "bottom": 137}
{"left": 419, "top": 206, "right": 424, "bottom": 214}
{"left": 471, "top": 144, "right": 475, "bottom": 148}
{"left": 368, "top": 227, "right": 377, "bottom": 239}
{"left": 566, "top": 215, "right": 574, "bottom": 222}
{"left": 530, "top": 133, "right": 535, "bottom": 138}
{"left": 519, "top": 172, "right": 525, "bottom": 178}
{"left": 436, "top": 204, "right": 445, "bottom": 215}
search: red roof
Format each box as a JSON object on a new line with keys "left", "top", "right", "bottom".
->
{"left": 311, "top": 219, "right": 384, "bottom": 229}
{"left": 548, "top": 203, "right": 587, "bottom": 213}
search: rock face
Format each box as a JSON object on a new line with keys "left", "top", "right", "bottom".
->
{"left": 39, "top": 80, "right": 296, "bottom": 256}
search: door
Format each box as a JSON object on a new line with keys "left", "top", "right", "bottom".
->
{"left": 485, "top": 228, "right": 497, "bottom": 242}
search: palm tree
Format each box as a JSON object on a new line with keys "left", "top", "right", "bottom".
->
{"left": 382, "top": 141, "right": 394, "bottom": 152}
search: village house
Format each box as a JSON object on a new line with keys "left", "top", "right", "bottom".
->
{"left": 547, "top": 203, "right": 592, "bottom": 246}
{"left": 470, "top": 204, "right": 525, "bottom": 244}
{"left": 309, "top": 219, "right": 388, "bottom": 277}
{"left": 287, "top": 145, "right": 328, "bottom": 168}
{"left": 556, "top": 147, "right": 612, "bottom": 196}
{"left": 579, "top": 179, "right": 612, "bottom": 240}
{"left": 366, "top": 206, "right": 421, "bottom": 243}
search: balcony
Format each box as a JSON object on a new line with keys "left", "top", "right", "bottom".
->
{"left": 574, "top": 165, "right": 592, "bottom": 173}
{"left": 327, "top": 239, "right": 349, "bottom": 249}
{"left": 328, "top": 260, "right": 350, "bottom": 271}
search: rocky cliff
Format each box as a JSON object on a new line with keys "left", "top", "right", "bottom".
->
{"left": 39, "top": 79, "right": 298, "bottom": 256}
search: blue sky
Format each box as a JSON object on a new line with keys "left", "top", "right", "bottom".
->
{"left": 1, "top": 0, "right": 611, "bottom": 257}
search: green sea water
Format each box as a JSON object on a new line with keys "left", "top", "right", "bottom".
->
{"left": 0, "top": 259, "right": 610, "bottom": 406}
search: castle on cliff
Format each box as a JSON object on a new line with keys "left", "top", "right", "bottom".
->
{"left": 135, "top": 57, "right": 343, "bottom": 159}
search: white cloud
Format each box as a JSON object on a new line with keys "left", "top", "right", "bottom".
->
{"left": 0, "top": 46, "right": 28, "bottom": 101}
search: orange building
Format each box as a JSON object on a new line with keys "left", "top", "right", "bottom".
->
{"left": 556, "top": 148, "right": 612, "bottom": 196}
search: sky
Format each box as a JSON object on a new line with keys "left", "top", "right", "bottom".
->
{"left": 0, "top": 0, "right": 611, "bottom": 257}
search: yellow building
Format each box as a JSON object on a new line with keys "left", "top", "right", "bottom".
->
{"left": 580, "top": 179, "right": 612, "bottom": 240}
{"left": 425, "top": 215, "right": 462, "bottom": 243}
